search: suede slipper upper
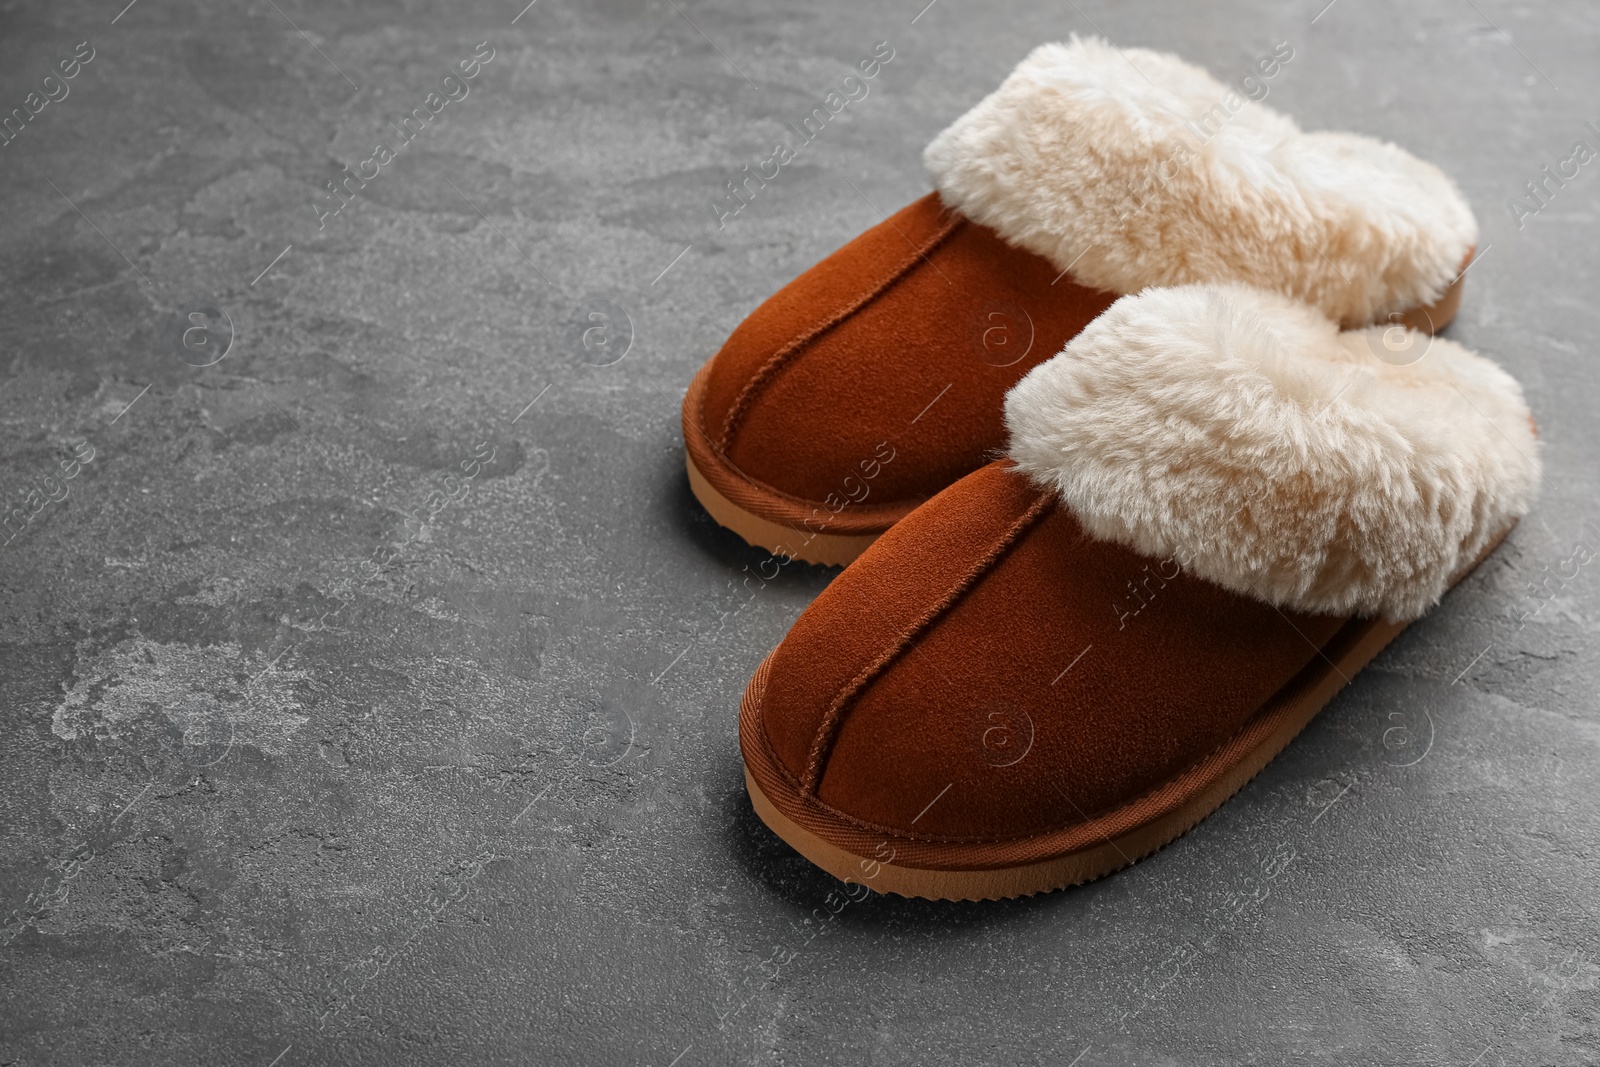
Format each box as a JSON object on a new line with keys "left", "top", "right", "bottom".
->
{"left": 738, "top": 284, "right": 1537, "bottom": 901}
{"left": 685, "top": 37, "right": 1479, "bottom": 566}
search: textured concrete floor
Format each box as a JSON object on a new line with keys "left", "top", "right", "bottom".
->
{"left": 1, "top": 0, "right": 1597, "bottom": 1063}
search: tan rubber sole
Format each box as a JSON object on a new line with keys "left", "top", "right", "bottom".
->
{"left": 685, "top": 453, "right": 879, "bottom": 568}
{"left": 689, "top": 265, "right": 1472, "bottom": 570}
{"left": 742, "top": 522, "right": 1509, "bottom": 901}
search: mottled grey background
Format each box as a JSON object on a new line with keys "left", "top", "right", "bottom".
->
{"left": 1, "top": 0, "right": 1596, "bottom": 1063}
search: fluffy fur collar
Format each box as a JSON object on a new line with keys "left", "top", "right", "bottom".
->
{"left": 1005, "top": 285, "right": 1539, "bottom": 620}
{"left": 925, "top": 38, "right": 1478, "bottom": 327}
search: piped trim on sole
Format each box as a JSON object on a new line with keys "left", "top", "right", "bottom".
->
{"left": 685, "top": 453, "right": 882, "bottom": 568}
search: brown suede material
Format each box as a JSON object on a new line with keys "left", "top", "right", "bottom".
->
{"left": 760, "top": 461, "right": 1350, "bottom": 844}
{"left": 759, "top": 461, "right": 1051, "bottom": 784}
{"left": 694, "top": 192, "right": 1118, "bottom": 510}
{"left": 701, "top": 194, "right": 959, "bottom": 450}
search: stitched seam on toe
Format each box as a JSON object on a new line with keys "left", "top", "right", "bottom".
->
{"left": 715, "top": 212, "right": 965, "bottom": 452}
{"left": 798, "top": 489, "right": 1055, "bottom": 794}
{"left": 768, "top": 613, "right": 1368, "bottom": 845}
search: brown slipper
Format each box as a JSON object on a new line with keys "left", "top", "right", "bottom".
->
{"left": 738, "top": 283, "right": 1539, "bottom": 901}
{"left": 685, "top": 38, "right": 1479, "bottom": 565}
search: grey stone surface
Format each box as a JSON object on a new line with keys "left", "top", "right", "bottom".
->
{"left": 1, "top": 0, "right": 1596, "bottom": 1063}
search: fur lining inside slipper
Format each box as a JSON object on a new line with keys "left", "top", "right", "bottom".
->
{"left": 1004, "top": 284, "right": 1539, "bottom": 620}
{"left": 925, "top": 37, "right": 1478, "bottom": 328}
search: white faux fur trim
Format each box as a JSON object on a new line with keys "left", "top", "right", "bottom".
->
{"left": 925, "top": 38, "right": 1479, "bottom": 327}
{"left": 1004, "top": 285, "right": 1539, "bottom": 620}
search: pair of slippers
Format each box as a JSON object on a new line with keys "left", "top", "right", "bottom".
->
{"left": 681, "top": 40, "right": 1541, "bottom": 900}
